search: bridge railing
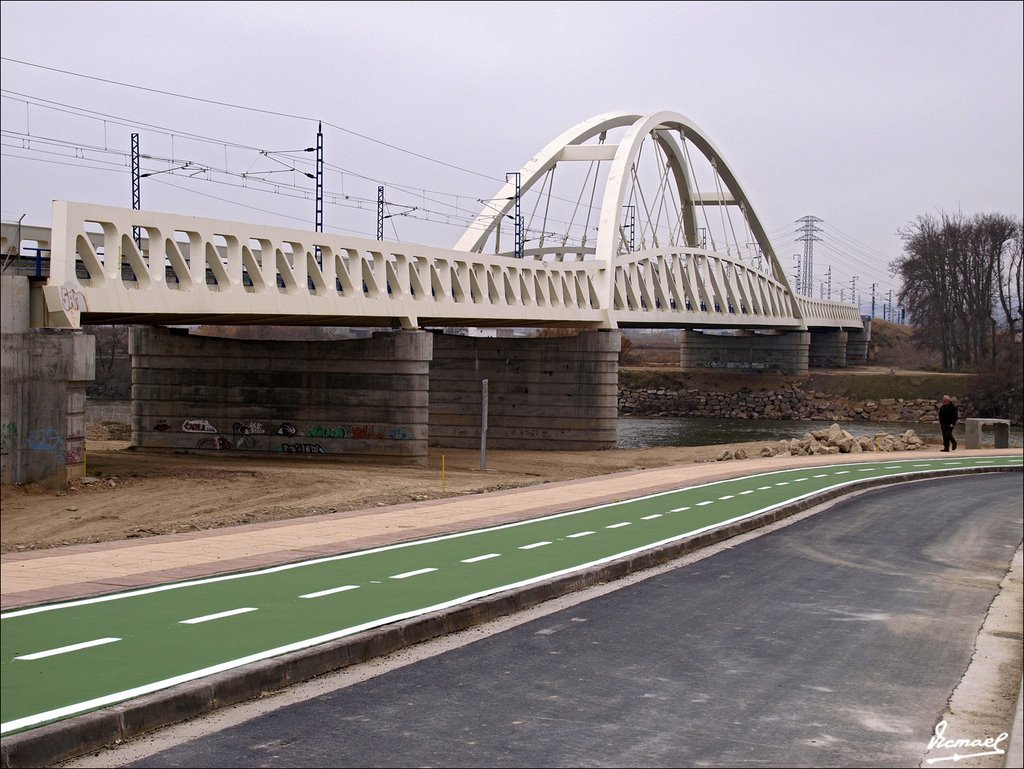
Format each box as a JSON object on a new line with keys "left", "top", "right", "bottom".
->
{"left": 793, "top": 295, "right": 864, "bottom": 327}
{"left": 34, "top": 202, "right": 861, "bottom": 331}
{"left": 40, "top": 202, "right": 608, "bottom": 328}
{"left": 608, "top": 248, "right": 807, "bottom": 328}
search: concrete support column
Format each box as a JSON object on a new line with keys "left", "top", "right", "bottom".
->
{"left": 679, "top": 329, "right": 809, "bottom": 375}
{"left": 809, "top": 329, "right": 849, "bottom": 368}
{"left": 846, "top": 317, "right": 871, "bottom": 365}
{"left": 1, "top": 276, "right": 95, "bottom": 488}
{"left": 131, "top": 327, "right": 432, "bottom": 465}
{"left": 429, "top": 330, "right": 621, "bottom": 451}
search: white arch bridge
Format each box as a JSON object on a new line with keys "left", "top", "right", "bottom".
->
{"left": 27, "top": 111, "right": 861, "bottom": 333}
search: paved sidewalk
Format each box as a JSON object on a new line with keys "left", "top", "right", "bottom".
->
{"left": 3, "top": 448, "right": 1020, "bottom": 611}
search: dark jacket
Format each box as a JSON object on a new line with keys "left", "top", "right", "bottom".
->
{"left": 938, "top": 402, "right": 959, "bottom": 428}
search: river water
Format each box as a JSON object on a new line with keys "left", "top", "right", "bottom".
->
{"left": 617, "top": 416, "right": 1023, "bottom": 449}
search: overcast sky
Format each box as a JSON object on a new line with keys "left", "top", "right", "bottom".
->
{"left": 2, "top": 1, "right": 1022, "bottom": 305}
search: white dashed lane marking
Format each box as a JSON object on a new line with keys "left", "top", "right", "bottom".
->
{"left": 390, "top": 568, "right": 438, "bottom": 580}
{"left": 180, "top": 608, "right": 257, "bottom": 625}
{"left": 461, "top": 554, "right": 501, "bottom": 563}
{"left": 739, "top": 490, "right": 754, "bottom": 495}
{"left": 300, "top": 585, "right": 359, "bottom": 599}
{"left": 718, "top": 495, "right": 735, "bottom": 500}
{"left": 567, "top": 531, "right": 594, "bottom": 538}
{"left": 15, "top": 638, "right": 121, "bottom": 661}
{"left": 641, "top": 514, "right": 663, "bottom": 520}
{"left": 519, "top": 541, "right": 552, "bottom": 550}
{"left": 670, "top": 506, "right": 691, "bottom": 512}
{"left": 606, "top": 522, "right": 632, "bottom": 529}
{"left": 696, "top": 501, "right": 714, "bottom": 507}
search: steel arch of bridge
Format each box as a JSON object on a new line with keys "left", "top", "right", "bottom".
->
{"left": 36, "top": 111, "right": 861, "bottom": 332}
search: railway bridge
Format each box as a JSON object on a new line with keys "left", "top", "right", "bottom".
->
{"left": 2, "top": 111, "right": 868, "bottom": 485}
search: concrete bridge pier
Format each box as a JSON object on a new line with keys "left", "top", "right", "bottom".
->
{"left": 679, "top": 329, "right": 810, "bottom": 375}
{"left": 845, "top": 317, "right": 871, "bottom": 365}
{"left": 130, "top": 327, "right": 432, "bottom": 465}
{"left": 129, "top": 327, "right": 621, "bottom": 460}
{"left": 429, "top": 330, "right": 621, "bottom": 451}
{"left": 808, "top": 329, "right": 849, "bottom": 368}
{"left": 1, "top": 276, "right": 95, "bottom": 488}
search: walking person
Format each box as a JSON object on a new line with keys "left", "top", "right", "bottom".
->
{"left": 938, "top": 395, "right": 959, "bottom": 452}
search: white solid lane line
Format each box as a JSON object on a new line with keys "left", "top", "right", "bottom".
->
{"left": 567, "top": 531, "right": 595, "bottom": 538}
{"left": 389, "top": 568, "right": 438, "bottom": 580}
{"left": 300, "top": 585, "right": 360, "bottom": 599}
{"left": 519, "top": 542, "right": 552, "bottom": 550}
{"left": 461, "top": 554, "right": 501, "bottom": 563}
{"left": 16, "top": 637, "right": 121, "bottom": 661}
{"left": 180, "top": 608, "right": 257, "bottom": 625}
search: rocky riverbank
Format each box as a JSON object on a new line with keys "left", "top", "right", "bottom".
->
{"left": 619, "top": 384, "right": 957, "bottom": 424}
{"left": 713, "top": 422, "right": 927, "bottom": 462}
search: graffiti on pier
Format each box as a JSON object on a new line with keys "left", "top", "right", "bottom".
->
{"left": 66, "top": 443, "right": 85, "bottom": 465}
{"left": 182, "top": 419, "right": 217, "bottom": 433}
{"left": 0, "top": 423, "right": 16, "bottom": 453}
{"left": 305, "top": 425, "right": 348, "bottom": 439}
{"left": 195, "top": 436, "right": 234, "bottom": 450}
{"left": 27, "top": 427, "right": 63, "bottom": 452}
{"left": 59, "top": 285, "right": 87, "bottom": 313}
{"left": 352, "top": 425, "right": 385, "bottom": 440}
{"left": 276, "top": 423, "right": 298, "bottom": 437}
{"left": 280, "top": 443, "right": 325, "bottom": 454}
{"left": 388, "top": 427, "right": 414, "bottom": 440}
{"left": 26, "top": 427, "right": 64, "bottom": 466}
{"left": 153, "top": 421, "right": 171, "bottom": 432}
{"left": 232, "top": 421, "right": 264, "bottom": 450}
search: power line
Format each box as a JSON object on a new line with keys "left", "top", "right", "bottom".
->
{"left": 2, "top": 57, "right": 504, "bottom": 183}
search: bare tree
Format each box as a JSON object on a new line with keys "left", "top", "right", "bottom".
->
{"left": 893, "top": 211, "right": 1023, "bottom": 370}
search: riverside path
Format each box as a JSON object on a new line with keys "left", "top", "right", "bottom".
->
{"left": 3, "top": 453, "right": 1021, "bottom": 742}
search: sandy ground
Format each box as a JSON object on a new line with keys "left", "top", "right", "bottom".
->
{"left": 0, "top": 437, "right": 848, "bottom": 552}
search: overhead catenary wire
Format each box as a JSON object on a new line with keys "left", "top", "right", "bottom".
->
{"left": 4, "top": 74, "right": 744, "bottom": 255}
{"left": 4, "top": 58, "right": 901, "bottom": 290}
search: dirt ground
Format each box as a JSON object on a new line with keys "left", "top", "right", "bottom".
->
{"left": 2, "top": 437, "right": 838, "bottom": 553}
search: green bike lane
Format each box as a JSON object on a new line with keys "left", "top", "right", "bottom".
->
{"left": 2, "top": 455, "right": 1020, "bottom": 736}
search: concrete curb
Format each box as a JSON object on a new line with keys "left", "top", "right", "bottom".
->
{"left": 1, "top": 466, "right": 1020, "bottom": 768}
{"left": 1009, "top": 677, "right": 1024, "bottom": 769}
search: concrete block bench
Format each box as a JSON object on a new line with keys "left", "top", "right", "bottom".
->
{"left": 964, "top": 418, "right": 1011, "bottom": 449}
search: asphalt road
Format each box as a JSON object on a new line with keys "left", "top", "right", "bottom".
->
{"left": 117, "top": 472, "right": 1023, "bottom": 768}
